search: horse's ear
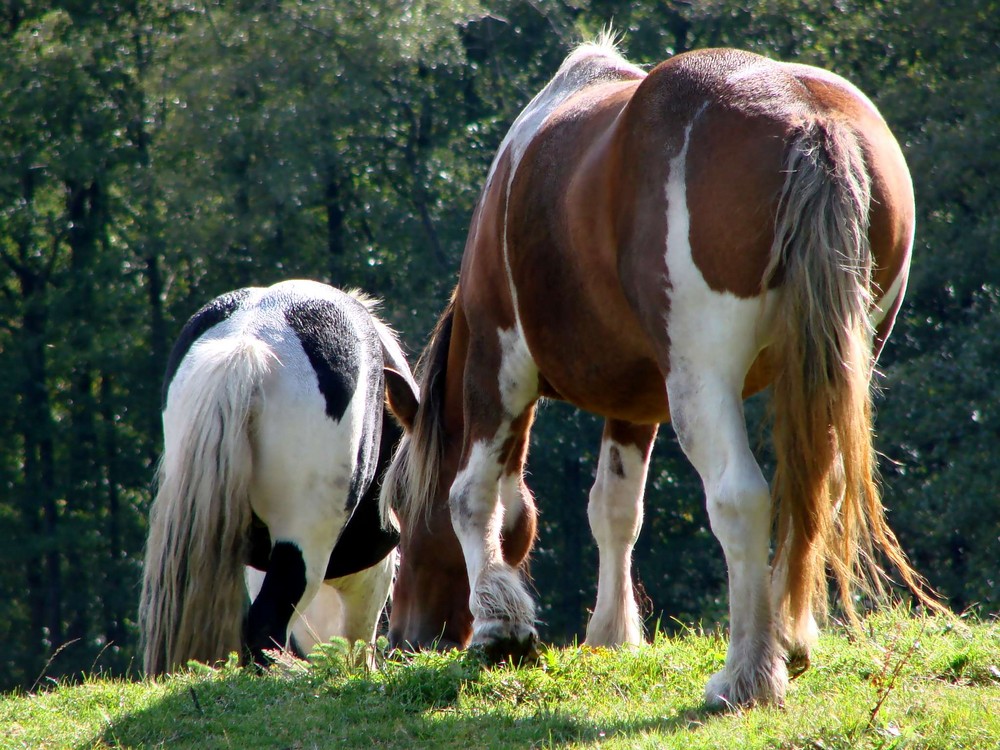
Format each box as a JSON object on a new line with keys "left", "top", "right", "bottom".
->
{"left": 384, "top": 367, "right": 419, "bottom": 430}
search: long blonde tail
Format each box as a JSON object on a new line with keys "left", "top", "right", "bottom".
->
{"left": 767, "top": 119, "right": 940, "bottom": 645}
{"left": 139, "top": 336, "right": 273, "bottom": 675}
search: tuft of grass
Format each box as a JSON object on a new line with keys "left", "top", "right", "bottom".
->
{"left": 1, "top": 609, "right": 998, "bottom": 749}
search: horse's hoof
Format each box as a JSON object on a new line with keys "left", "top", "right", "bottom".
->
{"left": 470, "top": 621, "right": 539, "bottom": 666}
{"left": 704, "top": 662, "right": 787, "bottom": 709}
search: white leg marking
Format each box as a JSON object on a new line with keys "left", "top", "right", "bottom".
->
{"left": 329, "top": 549, "right": 396, "bottom": 647}
{"left": 449, "top": 441, "right": 506, "bottom": 587}
{"left": 450, "top": 440, "right": 536, "bottom": 642}
{"left": 498, "top": 471, "right": 525, "bottom": 533}
{"left": 670, "top": 375, "right": 785, "bottom": 707}
{"left": 585, "top": 440, "right": 649, "bottom": 647}
{"left": 663, "top": 112, "right": 786, "bottom": 705}
{"left": 497, "top": 326, "right": 538, "bottom": 416}
{"left": 495, "top": 328, "right": 534, "bottom": 533}
{"left": 447, "top": 329, "right": 541, "bottom": 651}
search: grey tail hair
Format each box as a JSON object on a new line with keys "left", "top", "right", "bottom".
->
{"left": 139, "top": 336, "right": 274, "bottom": 675}
{"left": 766, "top": 118, "right": 943, "bottom": 650}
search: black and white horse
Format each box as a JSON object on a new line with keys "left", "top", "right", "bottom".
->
{"left": 140, "top": 280, "right": 418, "bottom": 675}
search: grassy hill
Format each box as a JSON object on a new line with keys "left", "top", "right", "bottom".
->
{"left": 2, "top": 610, "right": 997, "bottom": 749}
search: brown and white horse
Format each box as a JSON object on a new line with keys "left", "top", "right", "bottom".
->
{"left": 381, "top": 38, "right": 940, "bottom": 707}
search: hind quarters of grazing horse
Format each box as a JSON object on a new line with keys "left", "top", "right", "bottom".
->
{"left": 382, "top": 40, "right": 944, "bottom": 707}
{"left": 139, "top": 279, "right": 418, "bottom": 675}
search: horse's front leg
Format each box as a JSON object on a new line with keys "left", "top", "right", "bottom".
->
{"left": 449, "top": 329, "right": 540, "bottom": 663}
{"left": 585, "top": 419, "right": 658, "bottom": 647}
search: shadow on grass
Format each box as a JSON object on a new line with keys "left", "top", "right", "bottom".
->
{"left": 80, "top": 658, "right": 718, "bottom": 749}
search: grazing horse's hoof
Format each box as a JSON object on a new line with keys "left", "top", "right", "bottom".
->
{"left": 470, "top": 621, "right": 540, "bottom": 666}
{"left": 704, "top": 657, "right": 788, "bottom": 709}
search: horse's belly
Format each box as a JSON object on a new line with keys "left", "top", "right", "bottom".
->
{"left": 534, "top": 348, "right": 670, "bottom": 424}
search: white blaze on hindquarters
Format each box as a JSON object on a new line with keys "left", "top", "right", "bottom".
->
{"left": 662, "top": 109, "right": 787, "bottom": 705}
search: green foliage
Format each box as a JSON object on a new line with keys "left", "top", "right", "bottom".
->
{"left": 0, "top": 0, "right": 996, "bottom": 692}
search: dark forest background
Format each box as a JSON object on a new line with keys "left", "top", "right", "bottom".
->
{"left": 1, "top": 0, "right": 997, "bottom": 692}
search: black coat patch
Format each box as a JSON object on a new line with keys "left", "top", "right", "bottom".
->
{"left": 245, "top": 541, "right": 307, "bottom": 662}
{"left": 162, "top": 288, "right": 251, "bottom": 408}
{"left": 285, "top": 296, "right": 385, "bottom": 516}
{"left": 283, "top": 299, "right": 359, "bottom": 423}
{"left": 324, "top": 408, "right": 402, "bottom": 578}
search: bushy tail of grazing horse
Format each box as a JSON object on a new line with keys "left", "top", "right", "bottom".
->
{"left": 140, "top": 336, "right": 274, "bottom": 675}
{"left": 766, "top": 119, "right": 940, "bottom": 648}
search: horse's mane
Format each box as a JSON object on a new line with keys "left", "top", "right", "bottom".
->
{"left": 379, "top": 293, "right": 455, "bottom": 530}
{"left": 571, "top": 27, "right": 625, "bottom": 62}
{"left": 561, "top": 28, "right": 645, "bottom": 82}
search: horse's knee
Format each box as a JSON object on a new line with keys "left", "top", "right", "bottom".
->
{"left": 705, "top": 468, "right": 770, "bottom": 557}
{"left": 449, "top": 443, "right": 504, "bottom": 532}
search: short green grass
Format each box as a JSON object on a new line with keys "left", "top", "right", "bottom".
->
{"left": 2, "top": 610, "right": 998, "bottom": 749}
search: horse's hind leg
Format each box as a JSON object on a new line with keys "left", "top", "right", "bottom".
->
{"left": 245, "top": 400, "right": 355, "bottom": 663}
{"left": 246, "top": 567, "right": 344, "bottom": 658}
{"left": 328, "top": 549, "right": 396, "bottom": 646}
{"left": 668, "top": 368, "right": 786, "bottom": 707}
{"left": 585, "top": 419, "right": 657, "bottom": 647}
{"left": 245, "top": 539, "right": 313, "bottom": 662}
{"left": 246, "top": 567, "right": 343, "bottom": 663}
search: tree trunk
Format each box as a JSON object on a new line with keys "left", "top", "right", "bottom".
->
{"left": 99, "top": 374, "right": 126, "bottom": 649}
{"left": 64, "top": 178, "right": 105, "bottom": 650}
{"left": 17, "top": 267, "right": 60, "bottom": 673}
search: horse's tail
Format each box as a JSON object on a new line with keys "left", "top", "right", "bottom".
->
{"left": 766, "top": 119, "right": 939, "bottom": 645}
{"left": 380, "top": 294, "right": 455, "bottom": 531}
{"left": 140, "top": 335, "right": 275, "bottom": 675}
